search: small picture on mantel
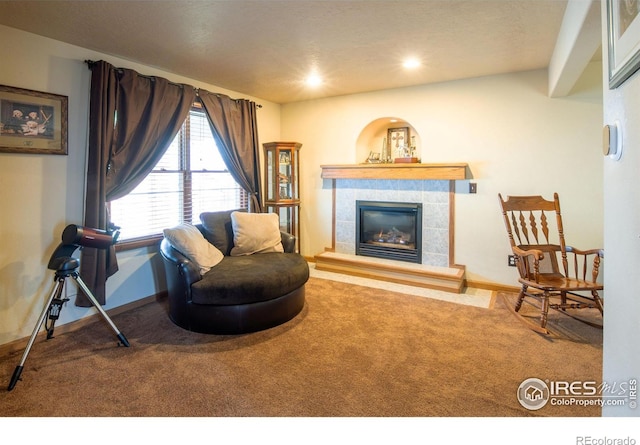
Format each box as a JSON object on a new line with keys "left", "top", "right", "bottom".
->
{"left": 388, "top": 126, "right": 418, "bottom": 163}
{"left": 387, "top": 127, "right": 409, "bottom": 155}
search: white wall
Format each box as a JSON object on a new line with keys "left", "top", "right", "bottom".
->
{"left": 282, "top": 65, "right": 604, "bottom": 287}
{"left": 601, "top": 2, "right": 640, "bottom": 417}
{"left": 0, "top": 25, "right": 281, "bottom": 346}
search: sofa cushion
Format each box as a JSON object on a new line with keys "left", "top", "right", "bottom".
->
{"left": 199, "top": 209, "right": 245, "bottom": 255}
{"left": 230, "top": 211, "right": 284, "bottom": 256}
{"left": 191, "top": 253, "right": 309, "bottom": 305}
{"left": 163, "top": 223, "right": 224, "bottom": 274}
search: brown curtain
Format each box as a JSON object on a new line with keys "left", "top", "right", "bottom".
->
{"left": 79, "top": 60, "right": 196, "bottom": 306}
{"left": 198, "top": 91, "right": 263, "bottom": 212}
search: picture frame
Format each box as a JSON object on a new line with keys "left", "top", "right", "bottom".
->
{"left": 607, "top": 0, "right": 640, "bottom": 89}
{"left": 0, "top": 84, "right": 68, "bottom": 155}
{"left": 387, "top": 126, "right": 410, "bottom": 154}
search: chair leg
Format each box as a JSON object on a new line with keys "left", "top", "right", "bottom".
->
{"left": 501, "top": 290, "right": 551, "bottom": 335}
{"left": 515, "top": 285, "right": 527, "bottom": 312}
{"left": 540, "top": 293, "right": 550, "bottom": 331}
{"left": 592, "top": 290, "right": 604, "bottom": 315}
{"left": 560, "top": 291, "right": 567, "bottom": 309}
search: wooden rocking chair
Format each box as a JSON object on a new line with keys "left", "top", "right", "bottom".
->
{"left": 498, "top": 193, "right": 604, "bottom": 334}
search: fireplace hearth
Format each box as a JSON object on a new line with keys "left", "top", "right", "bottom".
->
{"left": 356, "top": 200, "right": 422, "bottom": 264}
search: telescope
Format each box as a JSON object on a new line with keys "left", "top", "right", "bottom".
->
{"left": 8, "top": 223, "right": 129, "bottom": 392}
{"left": 61, "top": 224, "right": 120, "bottom": 249}
{"left": 47, "top": 223, "right": 120, "bottom": 271}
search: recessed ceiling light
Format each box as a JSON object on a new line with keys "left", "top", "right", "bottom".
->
{"left": 306, "top": 73, "right": 323, "bottom": 87}
{"left": 402, "top": 58, "right": 421, "bottom": 69}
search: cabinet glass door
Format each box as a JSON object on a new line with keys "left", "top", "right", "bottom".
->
{"left": 277, "top": 205, "right": 294, "bottom": 233}
{"left": 278, "top": 148, "right": 292, "bottom": 200}
{"left": 266, "top": 204, "right": 299, "bottom": 252}
{"left": 266, "top": 149, "right": 275, "bottom": 201}
{"left": 290, "top": 148, "right": 299, "bottom": 200}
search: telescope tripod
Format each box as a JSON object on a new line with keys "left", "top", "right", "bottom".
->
{"left": 7, "top": 257, "right": 130, "bottom": 391}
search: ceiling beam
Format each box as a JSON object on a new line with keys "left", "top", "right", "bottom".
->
{"left": 548, "top": 0, "right": 601, "bottom": 97}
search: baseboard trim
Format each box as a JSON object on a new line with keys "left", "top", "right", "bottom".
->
{"left": 465, "top": 280, "right": 520, "bottom": 294}
{"left": 0, "top": 292, "right": 167, "bottom": 358}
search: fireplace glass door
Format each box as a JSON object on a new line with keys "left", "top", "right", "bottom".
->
{"left": 356, "top": 201, "right": 422, "bottom": 264}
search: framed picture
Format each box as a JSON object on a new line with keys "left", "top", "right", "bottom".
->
{"left": 387, "top": 126, "right": 410, "bottom": 153}
{"left": 0, "top": 85, "right": 68, "bottom": 155}
{"left": 607, "top": 0, "right": 640, "bottom": 88}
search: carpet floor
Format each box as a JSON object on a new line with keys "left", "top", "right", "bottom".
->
{"left": 0, "top": 276, "right": 602, "bottom": 417}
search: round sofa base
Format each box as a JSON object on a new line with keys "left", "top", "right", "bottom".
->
{"left": 169, "top": 285, "right": 306, "bottom": 335}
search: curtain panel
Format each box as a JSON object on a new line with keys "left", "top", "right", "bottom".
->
{"left": 79, "top": 60, "right": 196, "bottom": 306}
{"left": 198, "top": 92, "right": 263, "bottom": 212}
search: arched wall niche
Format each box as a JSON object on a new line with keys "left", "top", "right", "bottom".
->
{"left": 355, "top": 117, "right": 421, "bottom": 163}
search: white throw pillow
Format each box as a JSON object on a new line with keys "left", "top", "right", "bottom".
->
{"left": 230, "top": 211, "right": 284, "bottom": 256}
{"left": 163, "top": 223, "right": 224, "bottom": 274}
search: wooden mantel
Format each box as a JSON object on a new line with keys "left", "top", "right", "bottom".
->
{"left": 320, "top": 163, "right": 469, "bottom": 180}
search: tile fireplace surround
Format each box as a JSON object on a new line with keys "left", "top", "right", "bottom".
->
{"left": 337, "top": 179, "right": 450, "bottom": 266}
{"left": 321, "top": 163, "right": 468, "bottom": 266}
{"left": 316, "top": 163, "right": 469, "bottom": 293}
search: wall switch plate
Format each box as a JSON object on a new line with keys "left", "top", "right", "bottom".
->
{"left": 508, "top": 255, "right": 516, "bottom": 267}
{"left": 469, "top": 182, "right": 477, "bottom": 194}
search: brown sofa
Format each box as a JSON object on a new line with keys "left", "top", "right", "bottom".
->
{"left": 159, "top": 209, "right": 308, "bottom": 334}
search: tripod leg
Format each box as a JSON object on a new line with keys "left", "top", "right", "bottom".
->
{"left": 72, "top": 274, "right": 130, "bottom": 347}
{"left": 8, "top": 279, "right": 65, "bottom": 391}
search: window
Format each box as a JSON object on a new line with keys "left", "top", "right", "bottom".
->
{"left": 109, "top": 105, "right": 248, "bottom": 246}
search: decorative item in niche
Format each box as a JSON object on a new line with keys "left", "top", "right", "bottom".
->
{"left": 365, "top": 151, "right": 382, "bottom": 163}
{"left": 388, "top": 127, "right": 409, "bottom": 156}
{"left": 367, "top": 136, "right": 391, "bottom": 163}
{"left": 387, "top": 126, "right": 418, "bottom": 163}
{"left": 607, "top": 0, "right": 640, "bottom": 88}
{"left": 0, "top": 84, "right": 68, "bottom": 155}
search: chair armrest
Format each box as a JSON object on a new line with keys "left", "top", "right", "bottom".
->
{"left": 512, "top": 246, "right": 544, "bottom": 282}
{"left": 159, "top": 239, "right": 202, "bottom": 303}
{"left": 280, "top": 231, "right": 296, "bottom": 253}
{"left": 513, "top": 245, "right": 544, "bottom": 260}
{"left": 565, "top": 246, "right": 604, "bottom": 282}
{"left": 566, "top": 246, "right": 604, "bottom": 258}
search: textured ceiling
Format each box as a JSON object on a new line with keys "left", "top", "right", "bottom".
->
{"left": 0, "top": 0, "right": 572, "bottom": 104}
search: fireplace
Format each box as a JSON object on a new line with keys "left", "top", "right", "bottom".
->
{"left": 355, "top": 200, "right": 422, "bottom": 264}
